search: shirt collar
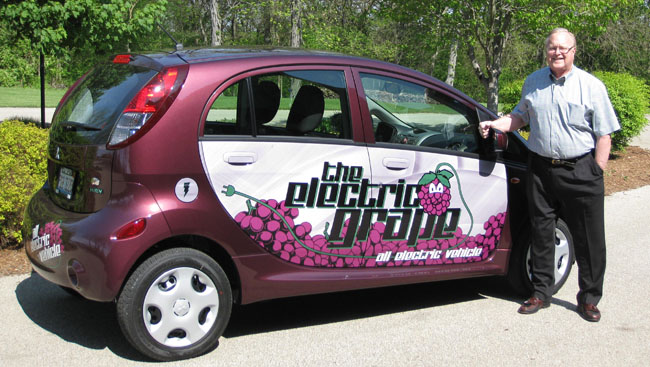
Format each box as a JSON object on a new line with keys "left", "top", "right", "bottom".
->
{"left": 548, "top": 66, "right": 576, "bottom": 85}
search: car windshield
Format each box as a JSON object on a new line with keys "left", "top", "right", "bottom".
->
{"left": 50, "top": 63, "right": 157, "bottom": 145}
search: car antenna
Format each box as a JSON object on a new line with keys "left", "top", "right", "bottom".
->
{"left": 156, "top": 21, "right": 183, "bottom": 52}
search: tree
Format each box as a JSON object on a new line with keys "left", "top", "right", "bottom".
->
{"left": 444, "top": 0, "right": 632, "bottom": 112}
{"left": 208, "top": 0, "right": 222, "bottom": 46}
{"left": 1, "top": 0, "right": 167, "bottom": 124}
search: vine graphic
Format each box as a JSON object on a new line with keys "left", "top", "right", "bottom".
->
{"left": 222, "top": 164, "right": 502, "bottom": 268}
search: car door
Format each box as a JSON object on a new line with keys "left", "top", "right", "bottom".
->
{"left": 200, "top": 66, "right": 380, "bottom": 267}
{"left": 352, "top": 69, "right": 509, "bottom": 268}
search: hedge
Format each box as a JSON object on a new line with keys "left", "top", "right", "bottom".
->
{"left": 594, "top": 71, "right": 650, "bottom": 151}
{"left": 499, "top": 71, "right": 649, "bottom": 151}
{"left": 0, "top": 120, "right": 48, "bottom": 248}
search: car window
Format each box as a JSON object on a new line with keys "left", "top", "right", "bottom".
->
{"left": 205, "top": 70, "right": 351, "bottom": 139}
{"left": 204, "top": 79, "right": 251, "bottom": 135}
{"left": 359, "top": 73, "right": 478, "bottom": 153}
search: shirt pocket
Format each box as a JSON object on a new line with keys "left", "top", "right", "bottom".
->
{"left": 566, "top": 102, "right": 590, "bottom": 132}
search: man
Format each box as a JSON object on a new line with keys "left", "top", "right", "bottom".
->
{"left": 479, "top": 28, "right": 619, "bottom": 322}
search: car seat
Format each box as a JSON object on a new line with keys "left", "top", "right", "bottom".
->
{"left": 253, "top": 80, "right": 281, "bottom": 134}
{"left": 287, "top": 85, "right": 324, "bottom": 135}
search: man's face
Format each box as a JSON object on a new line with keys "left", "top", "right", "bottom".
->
{"left": 546, "top": 32, "right": 576, "bottom": 77}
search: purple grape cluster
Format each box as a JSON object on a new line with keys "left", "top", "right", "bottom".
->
{"left": 40, "top": 221, "right": 62, "bottom": 248}
{"left": 417, "top": 178, "right": 452, "bottom": 216}
{"left": 235, "top": 198, "right": 506, "bottom": 268}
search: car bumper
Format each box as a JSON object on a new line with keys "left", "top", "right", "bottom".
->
{"left": 23, "top": 182, "right": 171, "bottom": 302}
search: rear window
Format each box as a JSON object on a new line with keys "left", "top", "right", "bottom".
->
{"left": 50, "top": 63, "right": 157, "bottom": 145}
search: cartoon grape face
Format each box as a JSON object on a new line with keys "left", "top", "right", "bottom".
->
{"left": 417, "top": 169, "right": 454, "bottom": 216}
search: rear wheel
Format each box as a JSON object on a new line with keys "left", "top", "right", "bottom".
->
{"left": 507, "top": 218, "right": 574, "bottom": 296}
{"left": 117, "top": 248, "right": 232, "bottom": 361}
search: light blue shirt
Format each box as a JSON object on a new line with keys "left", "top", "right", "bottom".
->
{"left": 512, "top": 66, "right": 620, "bottom": 159}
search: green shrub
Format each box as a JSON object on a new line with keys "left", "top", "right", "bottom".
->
{"left": 498, "top": 78, "right": 525, "bottom": 115}
{"left": 0, "top": 120, "right": 48, "bottom": 248}
{"left": 594, "top": 71, "right": 650, "bottom": 151}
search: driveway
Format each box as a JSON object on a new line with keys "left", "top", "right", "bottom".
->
{"left": 2, "top": 111, "right": 649, "bottom": 366}
{"left": 1, "top": 183, "right": 649, "bottom": 366}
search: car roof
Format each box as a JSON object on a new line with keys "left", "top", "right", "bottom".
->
{"left": 126, "top": 46, "right": 490, "bottom": 116}
{"left": 133, "top": 46, "right": 423, "bottom": 77}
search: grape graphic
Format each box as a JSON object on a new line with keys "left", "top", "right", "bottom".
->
{"left": 417, "top": 169, "right": 454, "bottom": 216}
{"left": 222, "top": 184, "right": 505, "bottom": 269}
{"left": 42, "top": 221, "right": 62, "bottom": 246}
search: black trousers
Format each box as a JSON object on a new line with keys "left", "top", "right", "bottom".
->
{"left": 527, "top": 152, "right": 606, "bottom": 305}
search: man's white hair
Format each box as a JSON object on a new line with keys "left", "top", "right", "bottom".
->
{"left": 545, "top": 27, "right": 577, "bottom": 49}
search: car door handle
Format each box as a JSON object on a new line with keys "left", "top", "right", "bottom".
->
{"left": 382, "top": 157, "right": 410, "bottom": 170}
{"left": 224, "top": 152, "right": 257, "bottom": 165}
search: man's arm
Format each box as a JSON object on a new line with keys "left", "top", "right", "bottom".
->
{"left": 594, "top": 134, "right": 612, "bottom": 170}
{"left": 478, "top": 114, "right": 526, "bottom": 139}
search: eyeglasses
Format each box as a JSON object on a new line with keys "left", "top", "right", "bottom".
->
{"left": 547, "top": 46, "right": 575, "bottom": 54}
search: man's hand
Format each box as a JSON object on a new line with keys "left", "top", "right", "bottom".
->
{"left": 478, "top": 114, "right": 526, "bottom": 140}
{"left": 478, "top": 121, "right": 493, "bottom": 139}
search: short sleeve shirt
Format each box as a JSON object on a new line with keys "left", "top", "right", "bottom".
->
{"left": 511, "top": 66, "right": 620, "bottom": 159}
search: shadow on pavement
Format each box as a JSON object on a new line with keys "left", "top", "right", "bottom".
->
{"left": 15, "top": 270, "right": 527, "bottom": 358}
{"left": 14, "top": 272, "right": 150, "bottom": 362}
{"left": 224, "top": 276, "right": 522, "bottom": 338}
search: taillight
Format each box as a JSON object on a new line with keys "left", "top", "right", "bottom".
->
{"left": 107, "top": 65, "right": 188, "bottom": 149}
{"left": 111, "top": 218, "right": 147, "bottom": 240}
{"left": 113, "top": 54, "right": 131, "bottom": 64}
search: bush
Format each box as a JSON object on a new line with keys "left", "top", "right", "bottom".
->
{"left": 498, "top": 78, "right": 525, "bottom": 115}
{"left": 0, "top": 120, "right": 48, "bottom": 248}
{"left": 594, "top": 71, "right": 650, "bottom": 151}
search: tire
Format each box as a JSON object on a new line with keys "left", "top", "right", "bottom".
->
{"left": 507, "top": 218, "right": 574, "bottom": 296}
{"left": 117, "top": 248, "right": 232, "bottom": 361}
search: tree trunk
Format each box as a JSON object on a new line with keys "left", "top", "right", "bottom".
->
{"left": 445, "top": 38, "right": 458, "bottom": 86}
{"left": 290, "top": 0, "right": 302, "bottom": 48}
{"left": 209, "top": 0, "right": 222, "bottom": 46}
{"left": 199, "top": 17, "right": 208, "bottom": 45}
{"left": 290, "top": 0, "right": 303, "bottom": 99}
{"left": 486, "top": 73, "right": 499, "bottom": 113}
{"left": 430, "top": 46, "right": 439, "bottom": 75}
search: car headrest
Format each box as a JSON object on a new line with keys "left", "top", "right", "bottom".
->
{"left": 287, "top": 85, "right": 324, "bottom": 134}
{"left": 253, "top": 80, "right": 281, "bottom": 125}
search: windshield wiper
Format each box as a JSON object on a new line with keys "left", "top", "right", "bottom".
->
{"left": 58, "top": 121, "right": 102, "bottom": 131}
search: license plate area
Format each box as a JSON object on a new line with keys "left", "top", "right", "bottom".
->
{"left": 56, "top": 167, "right": 75, "bottom": 199}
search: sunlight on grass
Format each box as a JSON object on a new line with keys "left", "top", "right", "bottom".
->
{"left": 0, "top": 87, "right": 66, "bottom": 107}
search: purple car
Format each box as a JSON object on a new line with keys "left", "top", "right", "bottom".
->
{"left": 23, "top": 48, "right": 574, "bottom": 361}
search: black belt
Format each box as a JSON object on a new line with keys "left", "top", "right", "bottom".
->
{"left": 532, "top": 151, "right": 591, "bottom": 167}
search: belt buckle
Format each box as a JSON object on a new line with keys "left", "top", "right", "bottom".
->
{"left": 551, "top": 159, "right": 562, "bottom": 165}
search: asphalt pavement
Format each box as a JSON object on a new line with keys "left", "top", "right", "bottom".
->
{"left": 1, "top": 113, "right": 649, "bottom": 366}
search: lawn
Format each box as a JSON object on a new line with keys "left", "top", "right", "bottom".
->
{"left": 0, "top": 87, "right": 67, "bottom": 107}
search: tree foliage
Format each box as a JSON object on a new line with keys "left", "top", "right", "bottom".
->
{"left": 0, "top": 0, "right": 647, "bottom": 111}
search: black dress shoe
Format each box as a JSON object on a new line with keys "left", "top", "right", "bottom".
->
{"left": 518, "top": 296, "right": 550, "bottom": 314}
{"left": 577, "top": 303, "right": 601, "bottom": 322}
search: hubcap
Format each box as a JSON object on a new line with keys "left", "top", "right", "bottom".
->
{"left": 173, "top": 298, "right": 191, "bottom": 316}
{"left": 143, "top": 267, "right": 219, "bottom": 347}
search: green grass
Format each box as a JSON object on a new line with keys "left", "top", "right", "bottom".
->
{"left": 0, "top": 87, "right": 67, "bottom": 107}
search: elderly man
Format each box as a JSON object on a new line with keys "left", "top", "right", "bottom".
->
{"left": 479, "top": 28, "right": 619, "bottom": 322}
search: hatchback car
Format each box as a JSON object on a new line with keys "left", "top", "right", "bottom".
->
{"left": 23, "top": 47, "right": 574, "bottom": 361}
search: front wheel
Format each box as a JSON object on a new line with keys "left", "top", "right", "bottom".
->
{"left": 117, "top": 248, "right": 232, "bottom": 361}
{"left": 507, "top": 218, "right": 574, "bottom": 296}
